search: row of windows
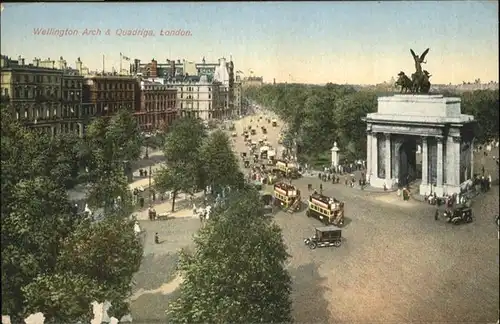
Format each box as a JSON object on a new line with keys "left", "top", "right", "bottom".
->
{"left": 180, "top": 93, "right": 212, "bottom": 99}
{"left": 143, "top": 94, "right": 176, "bottom": 100}
{"left": 96, "top": 82, "right": 135, "bottom": 91}
{"left": 144, "top": 102, "right": 176, "bottom": 111}
{"left": 309, "top": 203, "right": 331, "bottom": 216}
{"left": 274, "top": 192, "right": 292, "bottom": 203}
{"left": 14, "top": 105, "right": 82, "bottom": 120}
{"left": 96, "top": 103, "right": 133, "bottom": 113}
{"left": 11, "top": 87, "right": 81, "bottom": 100}
{"left": 32, "top": 123, "right": 83, "bottom": 136}
{"left": 179, "top": 102, "right": 212, "bottom": 110}
{"left": 14, "top": 74, "right": 62, "bottom": 84}
{"left": 93, "top": 92, "right": 134, "bottom": 101}
{"left": 181, "top": 111, "right": 203, "bottom": 119}
{"left": 180, "top": 87, "right": 211, "bottom": 92}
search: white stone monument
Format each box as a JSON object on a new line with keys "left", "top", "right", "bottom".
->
{"left": 363, "top": 94, "right": 475, "bottom": 196}
{"left": 331, "top": 142, "right": 340, "bottom": 167}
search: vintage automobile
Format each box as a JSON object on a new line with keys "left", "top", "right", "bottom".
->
{"left": 304, "top": 226, "right": 342, "bottom": 249}
{"left": 251, "top": 129, "right": 257, "bottom": 135}
{"left": 443, "top": 206, "right": 473, "bottom": 225}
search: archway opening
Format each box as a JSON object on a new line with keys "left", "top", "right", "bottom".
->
{"left": 398, "top": 137, "right": 417, "bottom": 187}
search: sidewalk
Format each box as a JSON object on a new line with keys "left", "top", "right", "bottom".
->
{"left": 134, "top": 202, "right": 196, "bottom": 221}
{"left": 134, "top": 191, "right": 205, "bottom": 221}
{"left": 129, "top": 163, "right": 164, "bottom": 191}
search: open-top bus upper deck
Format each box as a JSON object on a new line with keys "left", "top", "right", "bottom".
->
{"left": 274, "top": 182, "right": 298, "bottom": 197}
{"left": 309, "top": 193, "right": 343, "bottom": 211}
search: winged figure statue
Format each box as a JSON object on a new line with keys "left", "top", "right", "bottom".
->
{"left": 410, "top": 48, "right": 430, "bottom": 75}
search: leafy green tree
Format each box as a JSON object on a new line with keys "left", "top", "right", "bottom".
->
{"left": 106, "top": 108, "right": 143, "bottom": 162}
{"left": 84, "top": 110, "right": 141, "bottom": 212}
{"left": 333, "top": 91, "right": 377, "bottom": 160}
{"left": 1, "top": 106, "right": 143, "bottom": 322}
{"left": 201, "top": 130, "right": 243, "bottom": 195}
{"left": 1, "top": 177, "right": 80, "bottom": 322}
{"left": 155, "top": 117, "right": 206, "bottom": 211}
{"left": 461, "top": 89, "right": 499, "bottom": 143}
{"left": 167, "top": 188, "right": 292, "bottom": 323}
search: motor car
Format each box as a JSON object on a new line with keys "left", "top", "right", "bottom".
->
{"left": 304, "top": 226, "right": 342, "bottom": 249}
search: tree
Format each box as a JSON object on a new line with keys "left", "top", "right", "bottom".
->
{"left": 155, "top": 117, "right": 207, "bottom": 211}
{"left": 84, "top": 110, "right": 142, "bottom": 212}
{"left": 1, "top": 107, "right": 143, "bottom": 322}
{"left": 167, "top": 188, "right": 293, "bottom": 323}
{"left": 461, "top": 90, "right": 499, "bottom": 143}
{"left": 1, "top": 177, "right": 81, "bottom": 322}
{"left": 201, "top": 130, "right": 243, "bottom": 195}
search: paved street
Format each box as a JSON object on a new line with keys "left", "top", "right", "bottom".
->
{"left": 128, "top": 110, "right": 499, "bottom": 323}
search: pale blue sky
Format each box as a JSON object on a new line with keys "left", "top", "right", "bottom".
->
{"left": 1, "top": 2, "right": 498, "bottom": 84}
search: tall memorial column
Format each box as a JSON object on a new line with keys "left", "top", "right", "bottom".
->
{"left": 421, "top": 136, "right": 428, "bottom": 186}
{"left": 366, "top": 130, "right": 372, "bottom": 178}
{"left": 384, "top": 133, "right": 391, "bottom": 182}
{"left": 436, "top": 137, "right": 444, "bottom": 187}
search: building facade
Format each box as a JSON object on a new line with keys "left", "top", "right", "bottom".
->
{"left": 82, "top": 75, "right": 139, "bottom": 118}
{"left": 138, "top": 80, "right": 178, "bottom": 131}
{"left": 1, "top": 55, "right": 85, "bottom": 136}
{"left": 132, "top": 57, "right": 219, "bottom": 79}
{"left": 174, "top": 76, "right": 214, "bottom": 120}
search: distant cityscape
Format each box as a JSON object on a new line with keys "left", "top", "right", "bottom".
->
{"left": 1, "top": 52, "right": 496, "bottom": 139}
{"left": 0, "top": 54, "right": 266, "bottom": 137}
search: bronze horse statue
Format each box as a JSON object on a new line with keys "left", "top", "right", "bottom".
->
{"left": 395, "top": 71, "right": 413, "bottom": 93}
{"left": 411, "top": 70, "right": 431, "bottom": 94}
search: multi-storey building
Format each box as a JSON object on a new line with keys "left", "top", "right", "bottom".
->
{"left": 138, "top": 80, "right": 178, "bottom": 131}
{"left": 1, "top": 55, "right": 86, "bottom": 136}
{"left": 132, "top": 57, "right": 219, "bottom": 79}
{"left": 173, "top": 76, "right": 215, "bottom": 120}
{"left": 82, "top": 74, "right": 139, "bottom": 118}
{"left": 234, "top": 75, "right": 243, "bottom": 116}
{"left": 135, "top": 57, "right": 239, "bottom": 120}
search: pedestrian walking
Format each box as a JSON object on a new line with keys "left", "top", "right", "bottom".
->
{"left": 434, "top": 208, "right": 439, "bottom": 220}
{"left": 154, "top": 232, "right": 160, "bottom": 244}
{"left": 319, "top": 183, "right": 323, "bottom": 195}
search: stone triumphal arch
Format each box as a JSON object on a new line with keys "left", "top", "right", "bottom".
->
{"left": 363, "top": 95, "right": 476, "bottom": 196}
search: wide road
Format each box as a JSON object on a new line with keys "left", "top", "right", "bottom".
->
{"left": 231, "top": 106, "right": 499, "bottom": 323}
{"left": 129, "top": 107, "right": 499, "bottom": 323}
{"left": 224, "top": 109, "right": 286, "bottom": 171}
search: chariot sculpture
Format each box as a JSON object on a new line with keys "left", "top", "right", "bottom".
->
{"left": 395, "top": 48, "right": 432, "bottom": 94}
